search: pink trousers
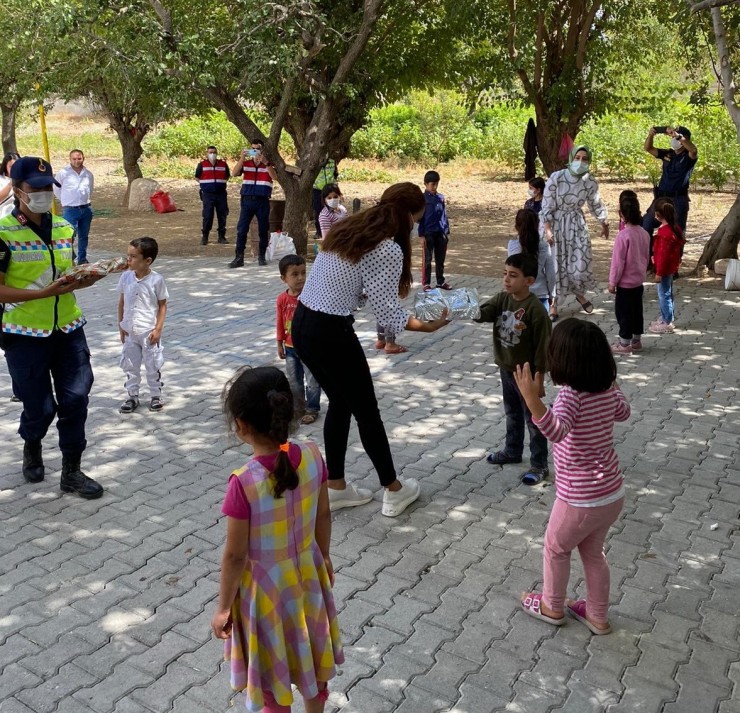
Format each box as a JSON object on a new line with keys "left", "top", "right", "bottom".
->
{"left": 542, "top": 497, "right": 624, "bottom": 624}
{"left": 262, "top": 685, "right": 328, "bottom": 713}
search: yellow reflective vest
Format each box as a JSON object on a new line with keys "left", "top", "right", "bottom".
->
{"left": 0, "top": 213, "right": 85, "bottom": 337}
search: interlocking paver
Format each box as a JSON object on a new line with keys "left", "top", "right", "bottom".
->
{"left": 1, "top": 257, "right": 738, "bottom": 712}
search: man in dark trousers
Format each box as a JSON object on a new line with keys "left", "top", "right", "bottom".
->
{"left": 195, "top": 145, "right": 230, "bottom": 245}
{"left": 0, "top": 157, "right": 104, "bottom": 498}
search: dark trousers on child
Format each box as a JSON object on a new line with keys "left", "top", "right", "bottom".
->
{"left": 422, "top": 231, "right": 448, "bottom": 287}
{"left": 292, "top": 303, "right": 397, "bottom": 486}
{"left": 500, "top": 368, "right": 548, "bottom": 468}
{"left": 615, "top": 285, "right": 644, "bottom": 341}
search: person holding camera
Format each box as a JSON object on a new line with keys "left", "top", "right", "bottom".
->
{"left": 643, "top": 126, "right": 697, "bottom": 251}
{"left": 229, "top": 139, "right": 277, "bottom": 268}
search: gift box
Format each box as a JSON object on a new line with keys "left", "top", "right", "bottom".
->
{"left": 413, "top": 287, "right": 481, "bottom": 321}
{"left": 60, "top": 256, "right": 128, "bottom": 282}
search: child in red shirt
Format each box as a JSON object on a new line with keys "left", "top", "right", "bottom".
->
{"left": 277, "top": 255, "right": 322, "bottom": 424}
{"left": 649, "top": 199, "right": 685, "bottom": 334}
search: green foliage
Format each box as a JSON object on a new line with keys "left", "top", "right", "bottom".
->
{"left": 146, "top": 111, "right": 295, "bottom": 159}
{"left": 347, "top": 91, "right": 740, "bottom": 188}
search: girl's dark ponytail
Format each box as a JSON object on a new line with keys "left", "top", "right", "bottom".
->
{"left": 266, "top": 389, "right": 299, "bottom": 497}
{"left": 515, "top": 209, "right": 540, "bottom": 257}
{"left": 222, "top": 366, "right": 299, "bottom": 499}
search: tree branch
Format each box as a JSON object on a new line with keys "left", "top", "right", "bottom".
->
{"left": 710, "top": 6, "right": 740, "bottom": 142}
{"left": 534, "top": 11, "right": 544, "bottom": 90}
{"left": 576, "top": 0, "right": 601, "bottom": 70}
{"left": 329, "top": 0, "right": 383, "bottom": 88}
{"left": 691, "top": 0, "right": 740, "bottom": 12}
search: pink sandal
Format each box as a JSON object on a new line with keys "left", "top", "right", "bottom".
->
{"left": 566, "top": 599, "right": 612, "bottom": 635}
{"left": 520, "top": 592, "right": 565, "bottom": 626}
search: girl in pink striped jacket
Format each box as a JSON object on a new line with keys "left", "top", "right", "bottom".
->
{"left": 514, "top": 318, "right": 630, "bottom": 635}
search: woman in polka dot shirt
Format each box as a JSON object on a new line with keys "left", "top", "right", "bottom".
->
{"left": 292, "top": 183, "right": 449, "bottom": 517}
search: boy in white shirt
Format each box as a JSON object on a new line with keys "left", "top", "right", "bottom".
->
{"left": 117, "top": 237, "right": 169, "bottom": 413}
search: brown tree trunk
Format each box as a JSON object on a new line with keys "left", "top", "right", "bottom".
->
{"left": 697, "top": 193, "right": 740, "bottom": 269}
{"left": 1, "top": 101, "right": 19, "bottom": 155}
{"left": 534, "top": 114, "right": 584, "bottom": 175}
{"left": 109, "top": 123, "right": 147, "bottom": 205}
{"left": 281, "top": 172, "right": 315, "bottom": 256}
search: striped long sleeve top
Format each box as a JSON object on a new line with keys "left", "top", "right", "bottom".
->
{"left": 534, "top": 385, "right": 631, "bottom": 507}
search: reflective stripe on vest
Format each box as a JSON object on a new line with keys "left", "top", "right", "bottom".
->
{"left": 0, "top": 214, "right": 85, "bottom": 337}
{"left": 198, "top": 160, "right": 229, "bottom": 185}
{"left": 240, "top": 162, "right": 273, "bottom": 198}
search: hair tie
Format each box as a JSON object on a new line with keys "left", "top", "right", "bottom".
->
{"left": 279, "top": 442, "right": 290, "bottom": 453}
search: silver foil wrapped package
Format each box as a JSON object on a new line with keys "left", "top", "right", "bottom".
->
{"left": 413, "top": 287, "right": 481, "bottom": 321}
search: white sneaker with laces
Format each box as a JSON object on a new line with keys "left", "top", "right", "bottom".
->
{"left": 381, "top": 477, "right": 421, "bottom": 517}
{"left": 328, "top": 484, "right": 373, "bottom": 512}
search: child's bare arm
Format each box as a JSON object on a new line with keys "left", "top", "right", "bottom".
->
{"left": 314, "top": 482, "right": 334, "bottom": 585}
{"left": 149, "top": 299, "right": 167, "bottom": 345}
{"left": 118, "top": 294, "right": 127, "bottom": 343}
{"left": 212, "top": 516, "right": 250, "bottom": 639}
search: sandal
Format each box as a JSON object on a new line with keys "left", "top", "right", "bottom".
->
{"left": 301, "top": 413, "right": 319, "bottom": 425}
{"left": 486, "top": 450, "right": 522, "bottom": 465}
{"left": 520, "top": 592, "right": 565, "bottom": 626}
{"left": 374, "top": 340, "right": 386, "bottom": 350}
{"left": 550, "top": 313, "right": 559, "bottom": 322}
{"left": 384, "top": 344, "right": 408, "bottom": 355}
{"left": 119, "top": 397, "right": 139, "bottom": 414}
{"left": 566, "top": 599, "right": 611, "bottom": 635}
{"left": 577, "top": 299, "right": 594, "bottom": 314}
{"left": 149, "top": 397, "right": 164, "bottom": 412}
{"left": 520, "top": 466, "right": 549, "bottom": 486}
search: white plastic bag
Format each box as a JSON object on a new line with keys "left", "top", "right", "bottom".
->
{"left": 725, "top": 259, "right": 740, "bottom": 290}
{"left": 265, "top": 232, "right": 296, "bottom": 262}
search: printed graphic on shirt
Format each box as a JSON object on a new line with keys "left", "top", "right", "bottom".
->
{"left": 496, "top": 308, "right": 527, "bottom": 348}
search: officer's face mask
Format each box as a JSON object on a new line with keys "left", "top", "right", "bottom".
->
{"left": 18, "top": 189, "right": 54, "bottom": 214}
{"left": 208, "top": 152, "right": 217, "bottom": 162}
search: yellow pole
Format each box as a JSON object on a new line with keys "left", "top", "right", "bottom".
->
{"left": 38, "top": 102, "right": 51, "bottom": 164}
{"left": 36, "top": 89, "right": 56, "bottom": 214}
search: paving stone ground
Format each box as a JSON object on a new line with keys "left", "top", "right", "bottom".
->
{"left": 1, "top": 255, "right": 739, "bottom": 713}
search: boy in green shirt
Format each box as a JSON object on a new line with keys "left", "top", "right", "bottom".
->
{"left": 476, "top": 253, "right": 552, "bottom": 485}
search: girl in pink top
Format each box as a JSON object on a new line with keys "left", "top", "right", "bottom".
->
{"left": 514, "top": 319, "right": 630, "bottom": 635}
{"left": 212, "top": 366, "right": 343, "bottom": 712}
{"left": 608, "top": 193, "right": 650, "bottom": 355}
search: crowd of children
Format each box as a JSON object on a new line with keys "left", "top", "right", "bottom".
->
{"left": 98, "top": 164, "right": 686, "bottom": 710}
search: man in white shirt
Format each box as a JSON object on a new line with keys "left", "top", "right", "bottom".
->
{"left": 54, "top": 149, "right": 94, "bottom": 264}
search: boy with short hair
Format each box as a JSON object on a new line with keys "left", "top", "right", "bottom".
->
{"left": 117, "top": 237, "right": 169, "bottom": 413}
{"left": 276, "top": 254, "right": 322, "bottom": 425}
{"left": 476, "top": 253, "right": 552, "bottom": 484}
{"left": 419, "top": 170, "right": 451, "bottom": 291}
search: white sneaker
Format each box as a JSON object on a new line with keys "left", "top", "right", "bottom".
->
{"left": 381, "top": 478, "right": 420, "bottom": 517}
{"left": 328, "top": 484, "right": 373, "bottom": 512}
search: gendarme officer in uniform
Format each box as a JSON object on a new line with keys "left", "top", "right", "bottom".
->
{"left": 195, "top": 145, "right": 230, "bottom": 245}
{"left": 0, "top": 157, "right": 103, "bottom": 499}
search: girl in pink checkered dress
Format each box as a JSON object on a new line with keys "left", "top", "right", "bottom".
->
{"left": 211, "top": 366, "right": 343, "bottom": 712}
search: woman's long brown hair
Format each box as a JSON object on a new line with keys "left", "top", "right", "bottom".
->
{"left": 321, "top": 182, "right": 424, "bottom": 298}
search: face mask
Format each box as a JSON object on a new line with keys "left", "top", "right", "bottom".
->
{"left": 326, "top": 198, "right": 341, "bottom": 209}
{"left": 527, "top": 188, "right": 536, "bottom": 198}
{"left": 570, "top": 160, "right": 589, "bottom": 176}
{"left": 207, "top": 152, "right": 217, "bottom": 162}
{"left": 21, "top": 190, "right": 54, "bottom": 214}
{"left": 670, "top": 138, "right": 682, "bottom": 151}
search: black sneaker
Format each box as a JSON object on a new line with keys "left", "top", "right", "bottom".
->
{"left": 258, "top": 257, "right": 267, "bottom": 266}
{"left": 120, "top": 396, "right": 139, "bottom": 414}
{"left": 200, "top": 237, "right": 208, "bottom": 245}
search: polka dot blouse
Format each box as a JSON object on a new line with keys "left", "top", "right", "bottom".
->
{"left": 299, "top": 239, "right": 410, "bottom": 335}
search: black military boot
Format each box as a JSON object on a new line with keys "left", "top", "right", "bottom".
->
{"left": 60, "top": 454, "right": 104, "bottom": 499}
{"left": 200, "top": 233, "right": 209, "bottom": 245}
{"left": 23, "top": 440, "right": 45, "bottom": 483}
{"left": 228, "top": 251, "right": 245, "bottom": 268}
{"left": 217, "top": 231, "right": 228, "bottom": 244}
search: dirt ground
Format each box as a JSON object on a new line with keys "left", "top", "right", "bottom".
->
{"left": 85, "top": 166, "right": 732, "bottom": 288}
